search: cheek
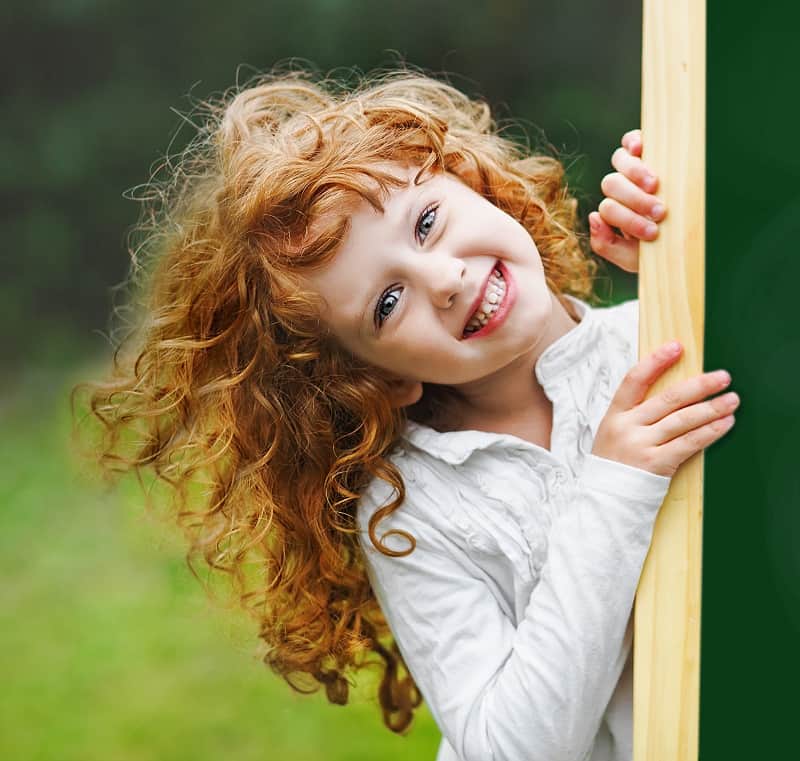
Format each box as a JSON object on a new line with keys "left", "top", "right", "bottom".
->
{"left": 375, "top": 327, "right": 450, "bottom": 376}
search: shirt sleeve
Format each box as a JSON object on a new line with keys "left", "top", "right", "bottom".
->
{"left": 359, "top": 454, "right": 670, "bottom": 761}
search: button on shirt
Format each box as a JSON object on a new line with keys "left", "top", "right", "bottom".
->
{"left": 357, "top": 297, "right": 672, "bottom": 761}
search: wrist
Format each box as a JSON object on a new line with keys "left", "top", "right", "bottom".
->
{"left": 580, "top": 453, "right": 671, "bottom": 502}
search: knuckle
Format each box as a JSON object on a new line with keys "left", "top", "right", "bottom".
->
{"left": 637, "top": 217, "right": 654, "bottom": 236}
{"left": 712, "top": 415, "right": 733, "bottom": 433}
{"left": 612, "top": 147, "right": 627, "bottom": 164}
{"left": 673, "top": 408, "right": 691, "bottom": 429}
{"left": 684, "top": 428, "right": 706, "bottom": 450}
{"left": 598, "top": 197, "right": 616, "bottom": 216}
{"left": 641, "top": 449, "right": 660, "bottom": 471}
{"left": 602, "top": 416, "right": 623, "bottom": 438}
{"left": 600, "top": 172, "right": 618, "bottom": 194}
{"left": 687, "top": 378, "right": 707, "bottom": 400}
{"left": 660, "top": 387, "right": 682, "bottom": 407}
{"left": 615, "top": 251, "right": 638, "bottom": 273}
{"left": 700, "top": 418, "right": 728, "bottom": 443}
{"left": 642, "top": 448, "right": 673, "bottom": 477}
{"left": 711, "top": 396, "right": 728, "bottom": 414}
{"left": 625, "top": 366, "right": 645, "bottom": 387}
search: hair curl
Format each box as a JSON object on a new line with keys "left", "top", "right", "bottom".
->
{"left": 75, "top": 66, "right": 598, "bottom": 733}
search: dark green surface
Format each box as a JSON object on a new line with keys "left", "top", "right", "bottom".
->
{"left": 702, "top": 0, "right": 800, "bottom": 757}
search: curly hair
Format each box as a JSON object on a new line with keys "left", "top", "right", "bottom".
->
{"left": 75, "top": 66, "right": 598, "bottom": 733}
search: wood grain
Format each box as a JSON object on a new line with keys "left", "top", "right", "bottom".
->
{"left": 634, "top": 0, "right": 705, "bottom": 759}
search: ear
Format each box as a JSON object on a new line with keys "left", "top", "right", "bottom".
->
{"left": 386, "top": 377, "right": 424, "bottom": 408}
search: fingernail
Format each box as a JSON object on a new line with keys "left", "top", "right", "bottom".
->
{"left": 645, "top": 222, "right": 658, "bottom": 237}
{"left": 645, "top": 174, "right": 657, "bottom": 190}
{"left": 651, "top": 203, "right": 665, "bottom": 219}
{"left": 665, "top": 341, "right": 682, "bottom": 355}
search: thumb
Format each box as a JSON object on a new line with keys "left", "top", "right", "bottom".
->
{"left": 589, "top": 213, "right": 640, "bottom": 273}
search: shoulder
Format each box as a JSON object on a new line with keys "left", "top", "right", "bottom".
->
{"left": 591, "top": 298, "right": 639, "bottom": 348}
{"left": 357, "top": 432, "right": 556, "bottom": 593}
{"left": 356, "top": 445, "right": 460, "bottom": 557}
{"left": 356, "top": 437, "right": 494, "bottom": 541}
{"left": 584, "top": 297, "right": 640, "bottom": 370}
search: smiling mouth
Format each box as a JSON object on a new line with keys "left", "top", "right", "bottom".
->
{"left": 462, "top": 265, "right": 507, "bottom": 337}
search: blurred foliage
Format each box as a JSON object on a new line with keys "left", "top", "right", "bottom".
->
{"left": 0, "top": 363, "right": 442, "bottom": 759}
{"left": 2, "top": 0, "right": 641, "bottom": 367}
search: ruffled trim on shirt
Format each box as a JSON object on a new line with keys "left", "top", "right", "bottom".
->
{"left": 401, "top": 422, "right": 548, "bottom": 466}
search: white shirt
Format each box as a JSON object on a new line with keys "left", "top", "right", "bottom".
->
{"left": 357, "top": 297, "right": 672, "bottom": 761}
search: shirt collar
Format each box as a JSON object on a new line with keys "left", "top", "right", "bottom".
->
{"left": 534, "top": 295, "right": 599, "bottom": 386}
{"left": 401, "top": 295, "right": 603, "bottom": 465}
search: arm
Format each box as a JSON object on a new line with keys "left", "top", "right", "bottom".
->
{"left": 363, "top": 343, "right": 737, "bottom": 760}
{"left": 361, "top": 456, "right": 670, "bottom": 761}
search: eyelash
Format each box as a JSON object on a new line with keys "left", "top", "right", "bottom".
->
{"left": 416, "top": 203, "right": 438, "bottom": 243}
{"left": 375, "top": 285, "right": 403, "bottom": 328}
{"left": 373, "top": 203, "right": 439, "bottom": 329}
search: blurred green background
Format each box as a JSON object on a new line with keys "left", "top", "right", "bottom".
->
{"left": 2, "top": 1, "right": 643, "bottom": 759}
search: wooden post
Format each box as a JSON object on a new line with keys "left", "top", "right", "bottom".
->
{"left": 634, "top": 1, "right": 705, "bottom": 760}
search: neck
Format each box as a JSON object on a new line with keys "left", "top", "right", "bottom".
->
{"left": 446, "top": 293, "right": 579, "bottom": 439}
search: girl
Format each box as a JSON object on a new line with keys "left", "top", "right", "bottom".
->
{"left": 82, "top": 69, "right": 737, "bottom": 761}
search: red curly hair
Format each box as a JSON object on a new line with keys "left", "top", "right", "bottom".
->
{"left": 76, "top": 67, "right": 598, "bottom": 733}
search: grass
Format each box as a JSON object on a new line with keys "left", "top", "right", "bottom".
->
{"left": 0, "top": 357, "right": 440, "bottom": 761}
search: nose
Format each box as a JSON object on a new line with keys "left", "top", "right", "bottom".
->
{"left": 423, "top": 254, "right": 466, "bottom": 310}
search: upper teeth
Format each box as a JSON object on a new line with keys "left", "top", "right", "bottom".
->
{"left": 464, "top": 268, "right": 505, "bottom": 334}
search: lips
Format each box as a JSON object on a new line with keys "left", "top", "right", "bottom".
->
{"left": 461, "top": 262, "right": 513, "bottom": 339}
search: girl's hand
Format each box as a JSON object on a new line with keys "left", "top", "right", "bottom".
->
{"left": 592, "top": 341, "right": 738, "bottom": 478}
{"left": 589, "top": 129, "right": 667, "bottom": 273}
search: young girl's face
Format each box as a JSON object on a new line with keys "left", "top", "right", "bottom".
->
{"left": 304, "top": 164, "right": 555, "bottom": 395}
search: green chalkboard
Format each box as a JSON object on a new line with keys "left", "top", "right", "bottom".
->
{"left": 702, "top": 1, "right": 800, "bottom": 757}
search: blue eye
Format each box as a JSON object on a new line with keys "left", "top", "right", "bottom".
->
{"left": 416, "top": 205, "right": 438, "bottom": 243}
{"left": 375, "top": 286, "right": 403, "bottom": 327}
